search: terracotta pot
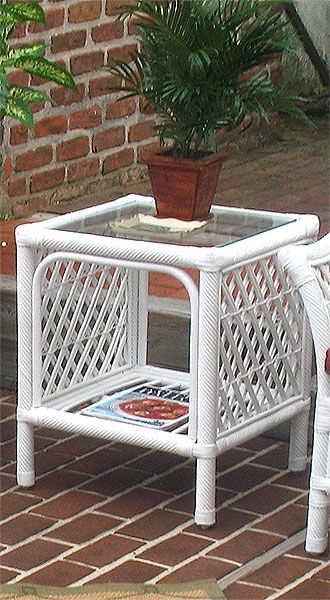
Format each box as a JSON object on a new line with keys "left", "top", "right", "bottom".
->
{"left": 142, "top": 149, "right": 230, "bottom": 221}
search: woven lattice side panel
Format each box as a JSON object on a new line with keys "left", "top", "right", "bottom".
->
{"left": 218, "top": 255, "right": 304, "bottom": 432}
{"left": 315, "top": 263, "right": 330, "bottom": 317}
{"left": 39, "top": 258, "right": 131, "bottom": 398}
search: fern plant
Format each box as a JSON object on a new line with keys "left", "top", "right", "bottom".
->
{"left": 110, "top": 0, "right": 310, "bottom": 158}
{"left": 0, "top": 2, "right": 75, "bottom": 130}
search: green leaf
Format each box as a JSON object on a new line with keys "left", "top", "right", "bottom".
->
{"left": 5, "top": 96, "right": 34, "bottom": 129}
{"left": 0, "top": 37, "right": 7, "bottom": 56}
{"left": 0, "top": 43, "right": 46, "bottom": 68}
{"left": 13, "top": 56, "right": 76, "bottom": 89}
{"left": 0, "top": 3, "right": 45, "bottom": 27}
{"left": 9, "top": 85, "right": 49, "bottom": 105}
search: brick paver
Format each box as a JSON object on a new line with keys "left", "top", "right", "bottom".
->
{"left": 1, "top": 389, "right": 329, "bottom": 595}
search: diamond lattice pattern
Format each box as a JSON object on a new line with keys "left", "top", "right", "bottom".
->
{"left": 218, "top": 255, "right": 304, "bottom": 433}
{"left": 40, "top": 259, "right": 130, "bottom": 399}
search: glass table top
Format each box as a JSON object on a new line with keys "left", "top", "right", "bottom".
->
{"left": 55, "top": 202, "right": 297, "bottom": 249}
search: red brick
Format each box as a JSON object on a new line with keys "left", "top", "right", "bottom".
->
{"left": 92, "top": 126, "right": 125, "bottom": 152}
{"left": 277, "top": 575, "right": 330, "bottom": 599}
{"left": 139, "top": 533, "right": 213, "bottom": 566}
{"left": 0, "top": 472, "right": 16, "bottom": 492}
{"left": 51, "top": 30, "right": 86, "bottom": 53}
{"left": 50, "top": 513, "right": 121, "bottom": 544}
{"left": 105, "top": 0, "right": 135, "bottom": 16}
{"left": 92, "top": 560, "right": 164, "bottom": 583}
{"left": 16, "top": 146, "right": 53, "bottom": 172}
{"left": 99, "top": 488, "right": 170, "bottom": 518}
{"left": 67, "top": 157, "right": 100, "bottom": 182}
{"left": 30, "top": 490, "right": 103, "bottom": 519}
{"left": 231, "top": 484, "right": 300, "bottom": 515}
{"left": 0, "top": 539, "right": 69, "bottom": 571}
{"left": 31, "top": 101, "right": 45, "bottom": 114}
{"left": 107, "top": 43, "right": 137, "bottom": 64}
{"left": 137, "top": 141, "right": 160, "bottom": 162}
{"left": 2, "top": 157, "right": 13, "bottom": 181}
{"left": 30, "top": 167, "right": 65, "bottom": 193}
{"left": 57, "top": 136, "right": 89, "bottom": 161}
{"left": 68, "top": 534, "right": 143, "bottom": 567}
{"left": 49, "top": 434, "right": 105, "bottom": 457}
{"left": 254, "top": 444, "right": 290, "bottom": 469}
{"left": 20, "top": 561, "right": 93, "bottom": 586}
{"left": 89, "top": 75, "right": 118, "bottom": 98}
{"left": 147, "top": 466, "right": 194, "bottom": 495}
{"left": 70, "top": 106, "right": 102, "bottom": 129}
{"left": 208, "top": 530, "right": 281, "bottom": 564}
{"left": 51, "top": 83, "right": 85, "bottom": 106}
{"left": 103, "top": 148, "right": 134, "bottom": 173}
{"left": 159, "top": 557, "right": 235, "bottom": 583}
{"left": 81, "top": 467, "right": 147, "bottom": 496}
{"left": 225, "top": 582, "right": 272, "bottom": 599}
{"left": 10, "top": 123, "right": 28, "bottom": 146}
{"left": 12, "top": 195, "right": 47, "bottom": 218}
{"left": 9, "top": 23, "right": 26, "bottom": 39}
{"left": 91, "top": 21, "right": 123, "bottom": 43}
{"left": 0, "top": 514, "right": 55, "bottom": 545}
{"left": 118, "top": 508, "right": 189, "bottom": 541}
{"left": 23, "top": 469, "right": 89, "bottom": 500}
{"left": 139, "top": 97, "right": 156, "bottom": 115}
{"left": 68, "top": 0, "right": 101, "bottom": 23}
{"left": 71, "top": 50, "right": 104, "bottom": 75}
{"left": 128, "top": 16, "right": 141, "bottom": 36}
{"left": 217, "top": 464, "right": 273, "bottom": 492}
{"left": 253, "top": 504, "right": 308, "bottom": 537}
{"left": 106, "top": 97, "right": 136, "bottom": 120}
{"left": 0, "top": 567, "right": 19, "bottom": 583}
{"left": 129, "top": 119, "right": 156, "bottom": 143}
{"left": 243, "top": 555, "right": 320, "bottom": 589}
{"left": 34, "top": 115, "right": 68, "bottom": 137}
{"left": 7, "top": 178, "right": 26, "bottom": 197}
{"left": 7, "top": 70, "right": 29, "bottom": 87}
{"left": 28, "top": 7, "right": 64, "bottom": 32}
{"left": 0, "top": 418, "right": 16, "bottom": 442}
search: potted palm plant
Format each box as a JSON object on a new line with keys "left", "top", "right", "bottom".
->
{"left": 109, "top": 0, "right": 310, "bottom": 221}
{"left": 0, "top": 2, "right": 75, "bottom": 131}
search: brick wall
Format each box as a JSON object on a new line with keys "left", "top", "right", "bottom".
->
{"left": 0, "top": 0, "right": 159, "bottom": 217}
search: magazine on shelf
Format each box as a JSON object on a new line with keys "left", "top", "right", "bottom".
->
{"left": 81, "top": 385, "right": 190, "bottom": 430}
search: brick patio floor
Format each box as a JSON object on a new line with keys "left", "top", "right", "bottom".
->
{"left": 1, "top": 389, "right": 329, "bottom": 597}
{"left": 0, "top": 114, "right": 329, "bottom": 597}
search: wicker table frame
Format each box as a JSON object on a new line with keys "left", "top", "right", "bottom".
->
{"left": 16, "top": 195, "right": 319, "bottom": 527}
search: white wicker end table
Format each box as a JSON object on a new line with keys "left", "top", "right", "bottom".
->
{"left": 16, "top": 194, "right": 319, "bottom": 527}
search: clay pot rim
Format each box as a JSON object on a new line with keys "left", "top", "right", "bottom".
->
{"left": 141, "top": 145, "right": 235, "bottom": 170}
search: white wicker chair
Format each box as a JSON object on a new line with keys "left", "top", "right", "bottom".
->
{"left": 279, "top": 232, "right": 330, "bottom": 554}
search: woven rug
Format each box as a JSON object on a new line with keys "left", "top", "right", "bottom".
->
{"left": 0, "top": 580, "right": 226, "bottom": 599}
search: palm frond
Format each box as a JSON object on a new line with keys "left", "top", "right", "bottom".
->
{"left": 108, "top": 0, "right": 310, "bottom": 156}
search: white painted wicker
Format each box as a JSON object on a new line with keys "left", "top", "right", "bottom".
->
{"left": 15, "top": 195, "right": 320, "bottom": 527}
{"left": 279, "top": 232, "right": 330, "bottom": 555}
